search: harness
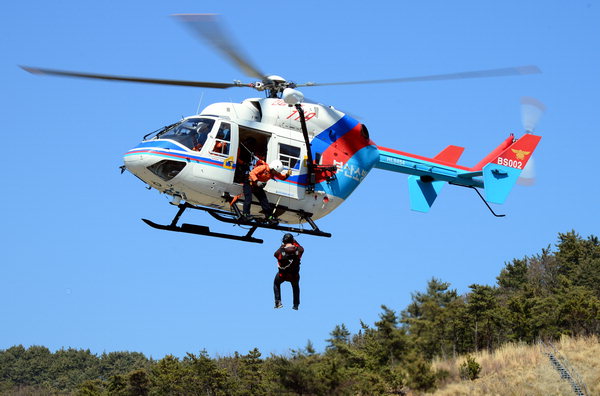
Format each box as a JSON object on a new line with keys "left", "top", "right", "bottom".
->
{"left": 278, "top": 245, "right": 300, "bottom": 273}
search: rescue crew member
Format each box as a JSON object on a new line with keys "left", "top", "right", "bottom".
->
{"left": 242, "top": 159, "right": 291, "bottom": 222}
{"left": 274, "top": 233, "right": 304, "bottom": 310}
{"left": 234, "top": 137, "right": 256, "bottom": 183}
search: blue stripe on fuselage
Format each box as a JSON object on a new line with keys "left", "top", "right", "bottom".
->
{"left": 133, "top": 140, "right": 185, "bottom": 151}
{"left": 311, "top": 116, "right": 360, "bottom": 156}
{"left": 124, "top": 148, "right": 233, "bottom": 169}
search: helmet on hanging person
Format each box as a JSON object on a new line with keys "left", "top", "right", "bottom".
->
{"left": 269, "top": 160, "right": 284, "bottom": 173}
{"left": 282, "top": 233, "right": 294, "bottom": 244}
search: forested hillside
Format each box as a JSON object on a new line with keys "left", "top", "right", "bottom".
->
{"left": 1, "top": 231, "right": 598, "bottom": 395}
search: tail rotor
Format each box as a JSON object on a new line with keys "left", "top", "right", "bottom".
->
{"left": 517, "top": 96, "right": 545, "bottom": 186}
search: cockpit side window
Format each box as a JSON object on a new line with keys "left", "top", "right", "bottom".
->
{"left": 159, "top": 118, "right": 215, "bottom": 150}
{"left": 210, "top": 122, "right": 231, "bottom": 156}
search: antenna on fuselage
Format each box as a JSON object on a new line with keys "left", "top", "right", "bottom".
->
{"left": 229, "top": 98, "right": 239, "bottom": 119}
{"left": 196, "top": 91, "right": 204, "bottom": 115}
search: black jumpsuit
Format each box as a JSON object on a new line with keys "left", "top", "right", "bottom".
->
{"left": 273, "top": 243, "right": 304, "bottom": 307}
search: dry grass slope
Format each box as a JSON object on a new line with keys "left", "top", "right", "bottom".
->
{"left": 430, "top": 335, "right": 599, "bottom": 396}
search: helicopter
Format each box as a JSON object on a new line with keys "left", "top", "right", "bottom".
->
{"left": 21, "top": 14, "right": 542, "bottom": 244}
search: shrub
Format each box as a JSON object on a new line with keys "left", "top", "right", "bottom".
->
{"left": 459, "top": 355, "right": 481, "bottom": 381}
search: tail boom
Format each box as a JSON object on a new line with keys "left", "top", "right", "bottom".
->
{"left": 375, "top": 146, "right": 482, "bottom": 187}
{"left": 375, "top": 133, "right": 541, "bottom": 212}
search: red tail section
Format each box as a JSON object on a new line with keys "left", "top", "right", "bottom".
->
{"left": 490, "top": 133, "right": 541, "bottom": 170}
{"left": 471, "top": 135, "right": 514, "bottom": 171}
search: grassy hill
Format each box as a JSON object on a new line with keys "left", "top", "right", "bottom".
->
{"left": 431, "top": 335, "right": 599, "bottom": 395}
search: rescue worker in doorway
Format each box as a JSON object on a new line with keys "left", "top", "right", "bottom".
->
{"left": 274, "top": 233, "right": 304, "bottom": 310}
{"left": 242, "top": 159, "right": 291, "bottom": 223}
{"left": 234, "top": 137, "right": 256, "bottom": 183}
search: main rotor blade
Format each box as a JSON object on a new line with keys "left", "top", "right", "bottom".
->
{"left": 173, "top": 14, "right": 265, "bottom": 80}
{"left": 299, "top": 65, "right": 542, "bottom": 87}
{"left": 20, "top": 66, "right": 244, "bottom": 89}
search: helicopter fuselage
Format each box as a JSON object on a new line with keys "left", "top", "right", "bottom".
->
{"left": 123, "top": 98, "right": 379, "bottom": 224}
{"left": 21, "top": 13, "right": 544, "bottom": 242}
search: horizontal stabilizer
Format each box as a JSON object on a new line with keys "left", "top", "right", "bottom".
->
{"left": 458, "top": 170, "right": 483, "bottom": 179}
{"left": 434, "top": 145, "right": 464, "bottom": 164}
{"left": 408, "top": 176, "right": 446, "bottom": 212}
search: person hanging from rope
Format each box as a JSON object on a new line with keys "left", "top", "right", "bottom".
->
{"left": 241, "top": 159, "right": 291, "bottom": 223}
{"left": 273, "top": 233, "right": 304, "bottom": 310}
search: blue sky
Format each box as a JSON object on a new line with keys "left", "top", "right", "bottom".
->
{"left": 2, "top": 1, "right": 599, "bottom": 358}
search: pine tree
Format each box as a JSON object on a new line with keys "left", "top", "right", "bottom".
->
{"left": 237, "top": 348, "right": 266, "bottom": 396}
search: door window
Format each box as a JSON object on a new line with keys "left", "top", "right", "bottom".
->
{"left": 211, "top": 122, "right": 231, "bottom": 156}
{"left": 279, "top": 143, "right": 301, "bottom": 170}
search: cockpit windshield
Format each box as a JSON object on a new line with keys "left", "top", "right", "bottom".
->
{"left": 157, "top": 118, "right": 215, "bottom": 151}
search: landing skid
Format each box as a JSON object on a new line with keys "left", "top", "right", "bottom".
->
{"left": 142, "top": 202, "right": 331, "bottom": 244}
{"left": 142, "top": 218, "right": 263, "bottom": 243}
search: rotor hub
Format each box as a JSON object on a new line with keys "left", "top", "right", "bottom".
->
{"left": 258, "top": 75, "right": 296, "bottom": 98}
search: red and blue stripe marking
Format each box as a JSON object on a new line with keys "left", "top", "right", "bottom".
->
{"left": 311, "top": 116, "right": 380, "bottom": 199}
{"left": 125, "top": 140, "right": 234, "bottom": 170}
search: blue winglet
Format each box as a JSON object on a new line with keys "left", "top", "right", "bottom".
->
{"left": 482, "top": 163, "right": 523, "bottom": 204}
{"left": 408, "top": 176, "right": 446, "bottom": 212}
